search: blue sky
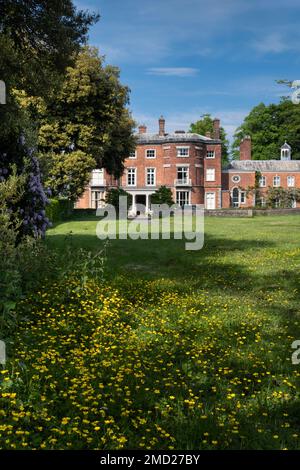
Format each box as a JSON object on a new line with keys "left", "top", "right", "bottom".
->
{"left": 75, "top": 0, "right": 299, "bottom": 142}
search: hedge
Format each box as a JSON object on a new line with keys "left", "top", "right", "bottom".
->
{"left": 46, "top": 198, "right": 74, "bottom": 223}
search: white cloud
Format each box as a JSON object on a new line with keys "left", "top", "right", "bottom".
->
{"left": 252, "top": 33, "right": 290, "bottom": 54}
{"left": 147, "top": 67, "right": 198, "bottom": 77}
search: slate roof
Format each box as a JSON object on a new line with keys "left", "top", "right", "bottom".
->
{"left": 225, "top": 160, "right": 300, "bottom": 172}
{"left": 136, "top": 132, "right": 220, "bottom": 145}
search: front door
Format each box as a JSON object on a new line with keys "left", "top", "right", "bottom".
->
{"left": 136, "top": 195, "right": 146, "bottom": 215}
{"left": 205, "top": 192, "right": 216, "bottom": 210}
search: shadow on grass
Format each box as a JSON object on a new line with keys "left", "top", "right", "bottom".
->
{"left": 32, "top": 224, "right": 300, "bottom": 448}
{"left": 46, "top": 231, "right": 275, "bottom": 293}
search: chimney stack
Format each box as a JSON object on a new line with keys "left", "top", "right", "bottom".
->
{"left": 213, "top": 118, "right": 220, "bottom": 140}
{"left": 240, "top": 136, "right": 252, "bottom": 160}
{"left": 138, "top": 124, "right": 147, "bottom": 134}
{"left": 158, "top": 115, "right": 165, "bottom": 136}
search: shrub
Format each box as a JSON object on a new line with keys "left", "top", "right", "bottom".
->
{"left": 0, "top": 137, "right": 50, "bottom": 240}
{"left": 266, "top": 187, "right": 300, "bottom": 208}
{"left": 46, "top": 198, "right": 74, "bottom": 223}
{"left": 0, "top": 211, "right": 21, "bottom": 327}
{"left": 151, "top": 185, "right": 174, "bottom": 206}
{"left": 17, "top": 156, "right": 50, "bottom": 238}
{"left": 105, "top": 187, "right": 132, "bottom": 213}
{"left": 0, "top": 172, "right": 24, "bottom": 327}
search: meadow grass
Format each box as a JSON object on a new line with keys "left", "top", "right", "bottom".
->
{"left": 1, "top": 214, "right": 300, "bottom": 449}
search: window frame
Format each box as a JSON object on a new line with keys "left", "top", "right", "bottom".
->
{"left": 232, "top": 187, "right": 239, "bottom": 208}
{"left": 273, "top": 175, "right": 280, "bottom": 187}
{"left": 240, "top": 191, "right": 246, "bottom": 204}
{"left": 176, "top": 190, "right": 190, "bottom": 207}
{"left": 127, "top": 167, "right": 137, "bottom": 187}
{"left": 91, "top": 190, "right": 104, "bottom": 209}
{"left": 206, "top": 150, "right": 215, "bottom": 159}
{"left": 206, "top": 168, "right": 215, "bottom": 182}
{"left": 176, "top": 166, "right": 189, "bottom": 183}
{"left": 146, "top": 167, "right": 156, "bottom": 186}
{"left": 287, "top": 175, "right": 295, "bottom": 187}
{"left": 205, "top": 192, "right": 216, "bottom": 209}
{"left": 259, "top": 175, "right": 266, "bottom": 187}
{"left": 91, "top": 169, "right": 104, "bottom": 186}
{"left": 232, "top": 175, "right": 241, "bottom": 184}
{"left": 176, "top": 146, "right": 190, "bottom": 158}
{"left": 129, "top": 150, "right": 137, "bottom": 159}
{"left": 145, "top": 149, "right": 156, "bottom": 159}
{"left": 260, "top": 197, "right": 266, "bottom": 207}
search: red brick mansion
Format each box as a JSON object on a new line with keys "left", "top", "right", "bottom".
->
{"left": 76, "top": 116, "right": 300, "bottom": 211}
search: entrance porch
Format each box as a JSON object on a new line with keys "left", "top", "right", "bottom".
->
{"left": 128, "top": 190, "right": 155, "bottom": 216}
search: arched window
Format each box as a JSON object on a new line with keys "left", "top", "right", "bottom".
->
{"left": 232, "top": 187, "right": 239, "bottom": 208}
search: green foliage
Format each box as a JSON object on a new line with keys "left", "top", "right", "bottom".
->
{"left": 244, "top": 171, "right": 262, "bottom": 205}
{"left": 266, "top": 187, "right": 300, "bottom": 208}
{"left": 189, "top": 114, "right": 229, "bottom": 165}
{"left": 2, "top": 215, "right": 300, "bottom": 449}
{"left": 0, "top": 171, "right": 25, "bottom": 326}
{"left": 46, "top": 198, "right": 74, "bottom": 223}
{"left": 105, "top": 188, "right": 132, "bottom": 212}
{"left": 232, "top": 101, "right": 300, "bottom": 160}
{"left": 41, "top": 150, "right": 95, "bottom": 201}
{"left": 0, "top": 0, "right": 99, "bottom": 97}
{"left": 151, "top": 186, "right": 174, "bottom": 206}
{"left": 0, "top": 1, "right": 99, "bottom": 246}
{"left": 0, "top": 169, "right": 53, "bottom": 326}
{"left": 18, "top": 47, "right": 136, "bottom": 200}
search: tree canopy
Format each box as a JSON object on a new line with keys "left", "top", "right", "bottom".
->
{"left": 0, "top": 0, "right": 99, "bottom": 96}
{"left": 189, "top": 114, "right": 229, "bottom": 165}
{"left": 0, "top": 0, "right": 100, "bottom": 236}
{"left": 17, "top": 47, "right": 136, "bottom": 200}
{"left": 232, "top": 100, "right": 300, "bottom": 160}
{"left": 151, "top": 186, "right": 174, "bottom": 206}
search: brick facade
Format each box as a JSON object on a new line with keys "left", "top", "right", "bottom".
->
{"left": 223, "top": 141, "right": 300, "bottom": 208}
{"left": 77, "top": 117, "right": 223, "bottom": 211}
{"left": 76, "top": 119, "right": 300, "bottom": 211}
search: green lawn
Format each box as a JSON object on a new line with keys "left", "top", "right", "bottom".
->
{"left": 48, "top": 213, "right": 300, "bottom": 284}
{"left": 2, "top": 214, "right": 300, "bottom": 449}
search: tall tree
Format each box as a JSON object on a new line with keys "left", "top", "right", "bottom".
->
{"left": 0, "top": 0, "right": 99, "bottom": 96}
{"left": 0, "top": 0, "right": 99, "bottom": 235}
{"left": 232, "top": 100, "right": 300, "bottom": 160}
{"left": 189, "top": 114, "right": 229, "bottom": 165}
{"left": 18, "top": 47, "right": 136, "bottom": 201}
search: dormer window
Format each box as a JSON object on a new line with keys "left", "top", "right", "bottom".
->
{"left": 281, "top": 142, "right": 291, "bottom": 160}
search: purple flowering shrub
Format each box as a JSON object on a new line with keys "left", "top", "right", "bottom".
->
{"left": 0, "top": 135, "right": 51, "bottom": 239}
{"left": 18, "top": 156, "right": 51, "bottom": 238}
